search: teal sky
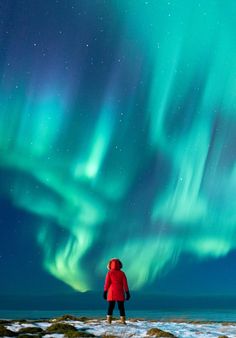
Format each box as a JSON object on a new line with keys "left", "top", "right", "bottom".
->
{"left": 0, "top": 0, "right": 236, "bottom": 299}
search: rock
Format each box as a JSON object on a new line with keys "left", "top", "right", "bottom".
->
{"left": 147, "top": 327, "right": 177, "bottom": 337}
{"left": 65, "top": 331, "right": 95, "bottom": 337}
{"left": 76, "top": 317, "right": 90, "bottom": 322}
{"left": 218, "top": 336, "right": 229, "bottom": 338}
{"left": 0, "top": 324, "right": 15, "bottom": 337}
{"left": 46, "top": 322, "right": 77, "bottom": 333}
{"left": 18, "top": 327, "right": 43, "bottom": 334}
{"left": 52, "top": 314, "right": 89, "bottom": 322}
{"left": 45, "top": 322, "right": 94, "bottom": 337}
{"left": 12, "top": 319, "right": 28, "bottom": 324}
{"left": 18, "top": 335, "right": 42, "bottom": 338}
{"left": 0, "top": 320, "right": 11, "bottom": 325}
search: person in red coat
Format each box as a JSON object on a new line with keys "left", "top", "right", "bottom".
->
{"left": 103, "top": 258, "right": 130, "bottom": 324}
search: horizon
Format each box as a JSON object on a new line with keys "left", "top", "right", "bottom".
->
{"left": 1, "top": 291, "right": 236, "bottom": 311}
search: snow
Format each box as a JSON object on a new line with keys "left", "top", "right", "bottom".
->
{"left": 4, "top": 318, "right": 236, "bottom": 337}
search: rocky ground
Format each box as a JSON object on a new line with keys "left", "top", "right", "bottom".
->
{"left": 0, "top": 314, "right": 236, "bottom": 337}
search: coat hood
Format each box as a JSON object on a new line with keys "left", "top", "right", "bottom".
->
{"left": 107, "top": 258, "right": 123, "bottom": 270}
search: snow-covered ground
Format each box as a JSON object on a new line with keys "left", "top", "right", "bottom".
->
{"left": 3, "top": 317, "right": 236, "bottom": 337}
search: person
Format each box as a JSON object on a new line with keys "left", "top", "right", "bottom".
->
{"left": 103, "top": 258, "right": 130, "bottom": 324}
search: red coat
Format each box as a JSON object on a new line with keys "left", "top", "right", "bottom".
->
{"left": 104, "top": 259, "right": 129, "bottom": 301}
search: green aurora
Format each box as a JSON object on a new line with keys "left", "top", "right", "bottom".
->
{"left": 1, "top": 0, "right": 236, "bottom": 292}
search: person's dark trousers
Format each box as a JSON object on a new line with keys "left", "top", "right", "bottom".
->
{"left": 107, "top": 301, "right": 125, "bottom": 316}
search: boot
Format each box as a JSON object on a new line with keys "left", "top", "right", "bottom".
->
{"left": 107, "top": 315, "right": 112, "bottom": 324}
{"left": 120, "top": 316, "right": 126, "bottom": 325}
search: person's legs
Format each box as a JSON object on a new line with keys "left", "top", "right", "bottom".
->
{"left": 107, "top": 301, "right": 116, "bottom": 315}
{"left": 107, "top": 301, "right": 115, "bottom": 323}
{"left": 117, "top": 301, "right": 125, "bottom": 316}
{"left": 118, "top": 301, "right": 126, "bottom": 324}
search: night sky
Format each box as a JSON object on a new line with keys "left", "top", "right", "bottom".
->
{"left": 1, "top": 0, "right": 236, "bottom": 301}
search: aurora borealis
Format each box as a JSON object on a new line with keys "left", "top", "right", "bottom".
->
{"left": 1, "top": 0, "right": 236, "bottom": 299}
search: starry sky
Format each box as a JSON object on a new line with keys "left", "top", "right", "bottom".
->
{"left": 1, "top": 0, "right": 236, "bottom": 301}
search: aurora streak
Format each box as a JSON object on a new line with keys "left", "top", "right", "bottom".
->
{"left": 1, "top": 0, "right": 236, "bottom": 293}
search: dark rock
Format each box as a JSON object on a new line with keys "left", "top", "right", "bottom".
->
{"left": 76, "top": 317, "right": 90, "bottom": 322}
{"left": 18, "top": 335, "right": 42, "bottom": 338}
{"left": 52, "top": 314, "right": 87, "bottom": 322}
{"left": 65, "top": 330, "right": 95, "bottom": 337}
{"left": 46, "top": 322, "right": 77, "bottom": 333}
{"left": 0, "top": 324, "right": 15, "bottom": 337}
{"left": 147, "top": 327, "right": 177, "bottom": 337}
{"left": 12, "top": 319, "right": 28, "bottom": 324}
{"left": 0, "top": 320, "right": 11, "bottom": 325}
{"left": 18, "top": 326, "right": 43, "bottom": 334}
